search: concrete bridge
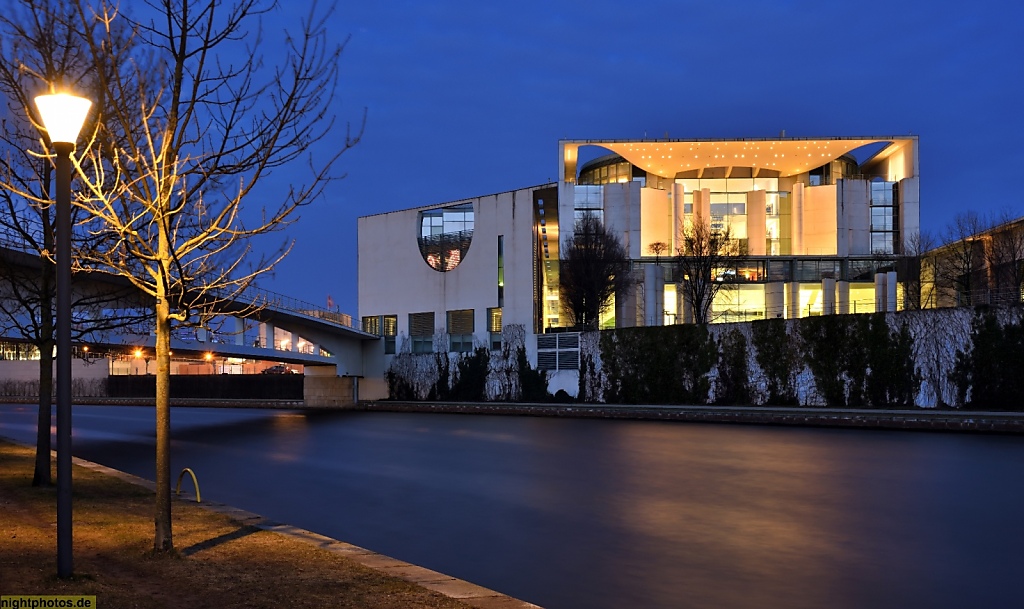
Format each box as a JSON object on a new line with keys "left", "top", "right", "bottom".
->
{"left": 0, "top": 229, "right": 385, "bottom": 404}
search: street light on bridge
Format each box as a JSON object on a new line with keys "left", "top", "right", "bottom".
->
{"left": 34, "top": 92, "right": 92, "bottom": 579}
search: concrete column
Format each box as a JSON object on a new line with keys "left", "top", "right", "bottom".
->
{"left": 837, "top": 281, "right": 850, "bottom": 315}
{"left": 678, "top": 287, "right": 693, "bottom": 324}
{"left": 886, "top": 271, "right": 898, "bottom": 312}
{"left": 791, "top": 183, "right": 804, "bottom": 255}
{"left": 746, "top": 190, "right": 767, "bottom": 256}
{"left": 261, "top": 322, "right": 275, "bottom": 350}
{"left": 615, "top": 284, "right": 638, "bottom": 328}
{"left": 672, "top": 183, "right": 685, "bottom": 255}
{"left": 786, "top": 281, "right": 801, "bottom": 319}
{"left": 234, "top": 317, "right": 245, "bottom": 346}
{"left": 695, "top": 188, "right": 711, "bottom": 228}
{"left": 874, "top": 274, "right": 887, "bottom": 312}
{"left": 821, "top": 278, "right": 836, "bottom": 315}
{"left": 292, "top": 331, "right": 301, "bottom": 352}
{"left": 644, "top": 265, "right": 665, "bottom": 327}
{"left": 765, "top": 282, "right": 785, "bottom": 319}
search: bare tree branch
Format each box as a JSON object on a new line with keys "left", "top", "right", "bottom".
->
{"left": 674, "top": 218, "right": 738, "bottom": 325}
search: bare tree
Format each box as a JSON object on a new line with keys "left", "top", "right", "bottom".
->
{"left": 936, "top": 211, "right": 988, "bottom": 307}
{"left": 9, "top": 0, "right": 362, "bottom": 552}
{"left": 674, "top": 219, "right": 737, "bottom": 325}
{"left": 0, "top": 0, "right": 148, "bottom": 487}
{"left": 559, "top": 213, "right": 632, "bottom": 331}
{"left": 899, "top": 230, "right": 936, "bottom": 310}
{"left": 984, "top": 210, "right": 1024, "bottom": 304}
{"left": 647, "top": 241, "right": 669, "bottom": 263}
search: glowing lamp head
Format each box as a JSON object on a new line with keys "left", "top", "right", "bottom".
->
{"left": 34, "top": 93, "right": 92, "bottom": 144}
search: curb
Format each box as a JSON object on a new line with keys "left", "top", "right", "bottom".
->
{"left": 357, "top": 401, "right": 1024, "bottom": 433}
{"left": 3, "top": 440, "right": 542, "bottom": 609}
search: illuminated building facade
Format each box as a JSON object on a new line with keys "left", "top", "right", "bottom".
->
{"left": 358, "top": 135, "right": 920, "bottom": 386}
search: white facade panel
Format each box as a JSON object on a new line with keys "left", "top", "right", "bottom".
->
{"left": 358, "top": 185, "right": 548, "bottom": 350}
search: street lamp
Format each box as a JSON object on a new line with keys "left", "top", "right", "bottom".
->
{"left": 35, "top": 92, "right": 92, "bottom": 579}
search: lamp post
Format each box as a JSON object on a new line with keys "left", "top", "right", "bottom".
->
{"left": 34, "top": 92, "right": 92, "bottom": 579}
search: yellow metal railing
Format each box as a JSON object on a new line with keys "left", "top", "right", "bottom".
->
{"left": 175, "top": 467, "right": 201, "bottom": 503}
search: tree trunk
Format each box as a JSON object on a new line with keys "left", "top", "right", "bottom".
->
{"left": 153, "top": 262, "right": 173, "bottom": 551}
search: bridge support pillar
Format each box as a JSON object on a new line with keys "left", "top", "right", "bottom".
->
{"left": 303, "top": 365, "right": 356, "bottom": 408}
{"left": 261, "top": 322, "right": 275, "bottom": 350}
{"left": 234, "top": 317, "right": 245, "bottom": 346}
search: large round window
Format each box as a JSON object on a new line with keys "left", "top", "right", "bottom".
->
{"left": 418, "top": 203, "right": 474, "bottom": 272}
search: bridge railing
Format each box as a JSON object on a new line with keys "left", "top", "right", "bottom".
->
{"left": 219, "top": 285, "right": 357, "bottom": 331}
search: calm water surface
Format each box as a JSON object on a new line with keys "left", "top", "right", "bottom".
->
{"left": 1, "top": 404, "right": 1023, "bottom": 609}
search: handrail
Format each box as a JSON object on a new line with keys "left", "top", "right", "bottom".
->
{"left": 175, "top": 467, "right": 201, "bottom": 503}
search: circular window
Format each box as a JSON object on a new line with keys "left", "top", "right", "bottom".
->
{"left": 418, "top": 203, "right": 474, "bottom": 272}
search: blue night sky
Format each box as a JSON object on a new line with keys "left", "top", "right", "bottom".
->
{"left": 256, "top": 0, "right": 1024, "bottom": 316}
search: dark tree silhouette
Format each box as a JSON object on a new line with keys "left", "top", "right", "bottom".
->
{"left": 559, "top": 214, "right": 632, "bottom": 331}
{"left": 0, "top": 0, "right": 363, "bottom": 552}
{"left": 985, "top": 211, "right": 1024, "bottom": 304}
{"left": 0, "top": 0, "right": 147, "bottom": 487}
{"left": 936, "top": 211, "right": 988, "bottom": 306}
{"left": 899, "top": 230, "right": 936, "bottom": 310}
{"left": 674, "top": 219, "right": 737, "bottom": 325}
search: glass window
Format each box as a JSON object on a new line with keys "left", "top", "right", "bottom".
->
{"left": 409, "top": 312, "right": 435, "bottom": 354}
{"left": 418, "top": 203, "right": 474, "bottom": 272}
{"left": 487, "top": 307, "right": 502, "bottom": 351}
{"left": 362, "top": 316, "right": 380, "bottom": 335}
{"left": 871, "top": 233, "right": 894, "bottom": 254}
{"left": 383, "top": 315, "right": 397, "bottom": 355}
{"left": 447, "top": 309, "right": 474, "bottom": 353}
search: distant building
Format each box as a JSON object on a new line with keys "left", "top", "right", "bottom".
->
{"left": 921, "top": 214, "right": 1024, "bottom": 308}
{"left": 358, "top": 136, "right": 920, "bottom": 392}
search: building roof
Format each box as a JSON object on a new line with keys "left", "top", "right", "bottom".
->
{"left": 561, "top": 136, "right": 917, "bottom": 179}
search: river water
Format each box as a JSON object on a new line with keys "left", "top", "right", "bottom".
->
{"left": 1, "top": 404, "right": 1022, "bottom": 609}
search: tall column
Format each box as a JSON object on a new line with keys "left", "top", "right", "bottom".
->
{"left": 262, "top": 322, "right": 275, "bottom": 350}
{"left": 791, "top": 183, "right": 804, "bottom": 255}
{"left": 746, "top": 190, "right": 767, "bottom": 256}
{"left": 874, "top": 274, "right": 887, "bottom": 312}
{"left": 786, "top": 281, "right": 801, "bottom": 319}
{"left": 672, "top": 182, "right": 686, "bottom": 255}
{"left": 615, "top": 284, "right": 638, "bottom": 328}
{"left": 234, "top": 317, "right": 245, "bottom": 346}
{"left": 822, "top": 278, "right": 836, "bottom": 315}
{"left": 644, "top": 265, "right": 665, "bottom": 326}
{"left": 678, "top": 287, "right": 693, "bottom": 324}
{"left": 694, "top": 188, "right": 711, "bottom": 228}
{"left": 765, "top": 282, "right": 785, "bottom": 319}
{"left": 886, "top": 271, "right": 898, "bottom": 312}
{"left": 837, "top": 281, "right": 850, "bottom": 315}
{"left": 292, "top": 331, "right": 301, "bottom": 352}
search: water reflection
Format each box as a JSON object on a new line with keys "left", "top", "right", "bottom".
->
{"left": 1, "top": 406, "right": 1023, "bottom": 609}
{"left": 268, "top": 412, "right": 309, "bottom": 463}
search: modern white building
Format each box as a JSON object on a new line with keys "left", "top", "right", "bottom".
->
{"left": 358, "top": 135, "right": 920, "bottom": 393}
